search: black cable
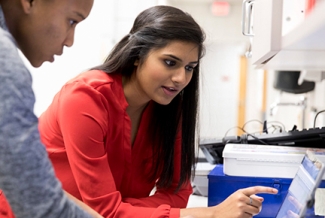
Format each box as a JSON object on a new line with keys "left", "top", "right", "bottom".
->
{"left": 245, "top": 133, "right": 269, "bottom": 145}
{"left": 313, "top": 109, "right": 325, "bottom": 128}
{"left": 224, "top": 118, "right": 286, "bottom": 146}
{"left": 223, "top": 125, "right": 268, "bottom": 145}
{"left": 263, "top": 120, "right": 268, "bottom": 134}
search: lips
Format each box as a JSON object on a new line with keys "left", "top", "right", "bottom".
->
{"left": 162, "top": 86, "right": 179, "bottom": 96}
{"left": 49, "top": 56, "right": 55, "bottom": 62}
{"left": 56, "top": 51, "right": 63, "bottom": 56}
{"left": 164, "top": 86, "right": 177, "bottom": 91}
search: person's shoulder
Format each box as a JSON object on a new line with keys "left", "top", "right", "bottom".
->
{"left": 68, "top": 70, "right": 121, "bottom": 89}
{"left": 0, "top": 28, "right": 26, "bottom": 70}
{"left": 0, "top": 28, "right": 17, "bottom": 57}
{"left": 0, "top": 27, "right": 31, "bottom": 85}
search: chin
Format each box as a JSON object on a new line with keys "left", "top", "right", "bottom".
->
{"left": 156, "top": 99, "right": 172, "bottom": 106}
{"left": 30, "top": 60, "right": 44, "bottom": 68}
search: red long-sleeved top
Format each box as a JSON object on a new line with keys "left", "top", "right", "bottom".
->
{"left": 38, "top": 70, "right": 193, "bottom": 218}
{"left": 0, "top": 191, "right": 15, "bottom": 218}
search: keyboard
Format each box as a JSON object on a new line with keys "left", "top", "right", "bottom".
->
{"left": 199, "top": 126, "right": 325, "bottom": 164}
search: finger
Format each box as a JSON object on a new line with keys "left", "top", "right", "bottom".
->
{"left": 248, "top": 196, "right": 260, "bottom": 207}
{"left": 250, "top": 194, "right": 264, "bottom": 202}
{"left": 247, "top": 196, "right": 262, "bottom": 210}
{"left": 244, "top": 212, "right": 254, "bottom": 218}
{"left": 241, "top": 186, "right": 278, "bottom": 196}
{"left": 244, "top": 195, "right": 263, "bottom": 216}
{"left": 245, "top": 198, "right": 262, "bottom": 216}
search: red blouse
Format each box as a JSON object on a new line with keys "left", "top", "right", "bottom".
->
{"left": 38, "top": 70, "right": 192, "bottom": 218}
{"left": 0, "top": 191, "right": 15, "bottom": 218}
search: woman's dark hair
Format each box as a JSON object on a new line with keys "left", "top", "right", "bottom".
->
{"left": 93, "top": 5, "right": 205, "bottom": 191}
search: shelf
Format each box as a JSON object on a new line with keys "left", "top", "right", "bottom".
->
{"left": 255, "top": 1, "right": 325, "bottom": 71}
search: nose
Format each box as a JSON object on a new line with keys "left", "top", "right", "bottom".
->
{"left": 171, "top": 68, "right": 187, "bottom": 85}
{"left": 63, "top": 29, "right": 75, "bottom": 48}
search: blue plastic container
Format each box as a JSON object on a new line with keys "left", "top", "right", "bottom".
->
{"left": 208, "top": 164, "right": 325, "bottom": 218}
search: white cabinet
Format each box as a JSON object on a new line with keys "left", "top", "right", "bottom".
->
{"left": 249, "top": 0, "right": 282, "bottom": 66}
{"left": 247, "top": 0, "right": 325, "bottom": 71}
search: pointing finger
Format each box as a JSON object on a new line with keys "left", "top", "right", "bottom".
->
{"left": 240, "top": 186, "right": 278, "bottom": 196}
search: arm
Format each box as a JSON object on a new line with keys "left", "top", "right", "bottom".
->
{"left": 0, "top": 29, "right": 92, "bottom": 218}
{"left": 46, "top": 81, "right": 179, "bottom": 218}
{"left": 65, "top": 191, "right": 103, "bottom": 218}
{"left": 0, "top": 190, "right": 15, "bottom": 218}
{"left": 123, "top": 135, "right": 193, "bottom": 208}
{"left": 179, "top": 186, "right": 278, "bottom": 218}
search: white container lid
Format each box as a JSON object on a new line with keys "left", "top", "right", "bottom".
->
{"left": 222, "top": 144, "right": 325, "bottom": 178}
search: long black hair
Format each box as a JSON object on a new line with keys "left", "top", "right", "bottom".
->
{"left": 93, "top": 5, "right": 205, "bottom": 191}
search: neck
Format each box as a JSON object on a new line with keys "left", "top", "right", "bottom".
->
{"left": 123, "top": 75, "right": 149, "bottom": 114}
{"left": 0, "top": 1, "right": 20, "bottom": 35}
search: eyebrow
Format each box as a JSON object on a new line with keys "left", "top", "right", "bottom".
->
{"left": 165, "top": 54, "right": 198, "bottom": 65}
{"left": 74, "top": 11, "right": 86, "bottom": 20}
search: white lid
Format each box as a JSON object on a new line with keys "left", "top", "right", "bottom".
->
{"left": 223, "top": 144, "right": 325, "bottom": 163}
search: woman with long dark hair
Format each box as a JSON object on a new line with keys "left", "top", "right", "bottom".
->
{"left": 38, "top": 5, "right": 277, "bottom": 218}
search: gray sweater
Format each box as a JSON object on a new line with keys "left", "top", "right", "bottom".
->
{"left": 0, "top": 6, "right": 92, "bottom": 218}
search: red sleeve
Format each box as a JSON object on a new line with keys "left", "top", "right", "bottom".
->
{"left": 123, "top": 135, "right": 193, "bottom": 209}
{"left": 0, "top": 190, "right": 16, "bottom": 218}
{"left": 54, "top": 82, "right": 183, "bottom": 218}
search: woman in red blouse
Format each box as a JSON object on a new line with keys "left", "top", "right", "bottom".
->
{"left": 38, "top": 5, "right": 277, "bottom": 218}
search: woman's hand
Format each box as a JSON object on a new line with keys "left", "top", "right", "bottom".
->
{"left": 180, "top": 186, "right": 278, "bottom": 218}
{"left": 210, "top": 186, "right": 277, "bottom": 218}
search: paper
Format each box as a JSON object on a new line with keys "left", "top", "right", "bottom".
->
{"left": 315, "top": 188, "right": 325, "bottom": 215}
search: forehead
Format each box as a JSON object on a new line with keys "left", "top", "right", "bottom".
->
{"left": 50, "top": 0, "right": 93, "bottom": 18}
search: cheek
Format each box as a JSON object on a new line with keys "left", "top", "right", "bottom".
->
{"left": 149, "top": 70, "right": 166, "bottom": 82}
{"left": 185, "top": 73, "right": 194, "bottom": 86}
{"left": 139, "top": 64, "right": 166, "bottom": 83}
{"left": 44, "top": 17, "right": 69, "bottom": 44}
{"left": 46, "top": 24, "right": 63, "bottom": 42}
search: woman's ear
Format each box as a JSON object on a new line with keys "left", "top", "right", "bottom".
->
{"left": 20, "top": 0, "right": 35, "bottom": 14}
{"left": 134, "top": 59, "right": 139, "bottom": 66}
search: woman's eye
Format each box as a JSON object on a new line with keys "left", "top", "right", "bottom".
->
{"left": 69, "top": 20, "right": 77, "bottom": 26}
{"left": 185, "top": 65, "right": 194, "bottom": 72}
{"left": 165, "top": 60, "right": 176, "bottom": 67}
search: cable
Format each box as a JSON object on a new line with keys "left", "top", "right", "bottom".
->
{"left": 267, "top": 124, "right": 282, "bottom": 133}
{"left": 263, "top": 120, "right": 268, "bottom": 133}
{"left": 242, "top": 119, "right": 285, "bottom": 134}
{"left": 313, "top": 109, "right": 325, "bottom": 128}
{"left": 267, "top": 121, "right": 286, "bottom": 132}
{"left": 242, "top": 119, "right": 263, "bottom": 132}
{"left": 223, "top": 125, "right": 268, "bottom": 145}
{"left": 223, "top": 126, "right": 245, "bottom": 138}
{"left": 223, "top": 119, "right": 287, "bottom": 146}
{"left": 245, "top": 133, "right": 269, "bottom": 145}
